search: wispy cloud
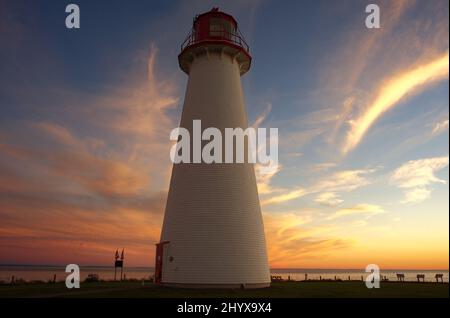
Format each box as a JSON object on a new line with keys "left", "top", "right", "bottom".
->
{"left": 0, "top": 44, "right": 178, "bottom": 266}
{"left": 314, "top": 192, "right": 343, "bottom": 207}
{"left": 261, "top": 188, "right": 306, "bottom": 206}
{"left": 391, "top": 156, "right": 449, "bottom": 203}
{"left": 317, "top": 0, "right": 449, "bottom": 157}
{"left": 323, "top": 0, "right": 416, "bottom": 143}
{"left": 255, "top": 161, "right": 282, "bottom": 195}
{"left": 327, "top": 204, "right": 385, "bottom": 220}
{"left": 1, "top": 0, "right": 448, "bottom": 269}
{"left": 343, "top": 52, "right": 449, "bottom": 154}
{"left": 431, "top": 118, "right": 449, "bottom": 137}
{"left": 251, "top": 102, "right": 272, "bottom": 129}
{"left": 311, "top": 169, "right": 374, "bottom": 193}
{"left": 257, "top": 134, "right": 375, "bottom": 205}
{"left": 259, "top": 168, "right": 375, "bottom": 206}
{"left": 263, "top": 212, "right": 353, "bottom": 267}
{"left": 310, "top": 162, "right": 337, "bottom": 172}
{"left": 0, "top": 193, "right": 165, "bottom": 265}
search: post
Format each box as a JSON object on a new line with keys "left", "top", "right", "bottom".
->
{"left": 114, "top": 248, "right": 124, "bottom": 281}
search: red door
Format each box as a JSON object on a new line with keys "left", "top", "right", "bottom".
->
{"left": 154, "top": 241, "right": 169, "bottom": 284}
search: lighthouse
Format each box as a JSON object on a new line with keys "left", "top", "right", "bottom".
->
{"left": 155, "top": 8, "right": 270, "bottom": 288}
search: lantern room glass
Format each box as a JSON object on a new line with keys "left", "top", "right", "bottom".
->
{"left": 209, "top": 18, "right": 234, "bottom": 39}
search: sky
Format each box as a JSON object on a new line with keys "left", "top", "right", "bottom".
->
{"left": 0, "top": 0, "right": 448, "bottom": 269}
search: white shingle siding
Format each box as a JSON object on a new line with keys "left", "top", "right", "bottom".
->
{"left": 159, "top": 53, "right": 270, "bottom": 288}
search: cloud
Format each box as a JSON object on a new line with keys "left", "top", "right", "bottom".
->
{"left": 326, "top": 0, "right": 415, "bottom": 92}
{"left": 256, "top": 161, "right": 306, "bottom": 206}
{"left": 259, "top": 168, "right": 374, "bottom": 207}
{"left": 311, "top": 169, "right": 374, "bottom": 193}
{"left": 431, "top": 118, "right": 449, "bottom": 136}
{"left": 402, "top": 187, "right": 431, "bottom": 204}
{"left": 251, "top": 102, "right": 272, "bottom": 129}
{"left": 391, "top": 156, "right": 449, "bottom": 203}
{"left": 0, "top": 44, "right": 179, "bottom": 266}
{"left": 0, "top": 191, "right": 166, "bottom": 266}
{"left": 285, "top": 152, "right": 303, "bottom": 157}
{"left": 328, "top": 204, "right": 385, "bottom": 220}
{"left": 33, "top": 122, "right": 83, "bottom": 147}
{"left": 0, "top": 122, "right": 167, "bottom": 265}
{"left": 343, "top": 52, "right": 449, "bottom": 154}
{"left": 255, "top": 161, "right": 282, "bottom": 195}
{"left": 318, "top": 0, "right": 449, "bottom": 156}
{"left": 89, "top": 44, "right": 179, "bottom": 181}
{"left": 311, "top": 162, "right": 337, "bottom": 172}
{"left": 351, "top": 220, "right": 368, "bottom": 227}
{"left": 277, "top": 108, "right": 339, "bottom": 152}
{"left": 280, "top": 128, "right": 324, "bottom": 150}
{"left": 314, "top": 192, "right": 343, "bottom": 207}
{"left": 263, "top": 212, "right": 353, "bottom": 267}
{"left": 323, "top": 0, "right": 416, "bottom": 142}
{"left": 261, "top": 188, "right": 306, "bottom": 206}
{"left": 0, "top": 142, "right": 150, "bottom": 198}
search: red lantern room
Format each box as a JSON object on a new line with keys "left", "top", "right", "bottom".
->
{"left": 179, "top": 7, "right": 251, "bottom": 75}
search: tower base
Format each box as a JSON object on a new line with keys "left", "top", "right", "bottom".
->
{"left": 161, "top": 282, "right": 271, "bottom": 289}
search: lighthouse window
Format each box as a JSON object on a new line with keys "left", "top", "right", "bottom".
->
{"left": 209, "top": 18, "right": 232, "bottom": 39}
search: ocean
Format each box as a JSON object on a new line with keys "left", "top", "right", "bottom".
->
{"left": 0, "top": 265, "right": 448, "bottom": 283}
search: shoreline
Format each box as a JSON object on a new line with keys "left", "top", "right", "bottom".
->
{"left": 1, "top": 264, "right": 448, "bottom": 271}
{"left": 1, "top": 266, "right": 448, "bottom": 284}
{"left": 2, "top": 277, "right": 449, "bottom": 285}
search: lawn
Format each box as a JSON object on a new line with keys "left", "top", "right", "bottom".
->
{"left": 0, "top": 281, "right": 448, "bottom": 298}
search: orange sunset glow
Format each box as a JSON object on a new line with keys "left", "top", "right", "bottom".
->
{"left": 0, "top": 0, "right": 448, "bottom": 272}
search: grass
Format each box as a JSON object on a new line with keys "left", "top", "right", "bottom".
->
{"left": 0, "top": 281, "right": 448, "bottom": 298}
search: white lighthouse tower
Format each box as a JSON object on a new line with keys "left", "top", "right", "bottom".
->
{"left": 155, "top": 8, "right": 270, "bottom": 289}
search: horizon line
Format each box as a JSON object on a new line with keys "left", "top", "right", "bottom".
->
{"left": 0, "top": 263, "right": 448, "bottom": 271}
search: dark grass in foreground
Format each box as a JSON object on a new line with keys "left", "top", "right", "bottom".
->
{"left": 0, "top": 281, "right": 448, "bottom": 298}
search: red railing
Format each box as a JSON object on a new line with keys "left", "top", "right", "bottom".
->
{"left": 181, "top": 29, "right": 250, "bottom": 53}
